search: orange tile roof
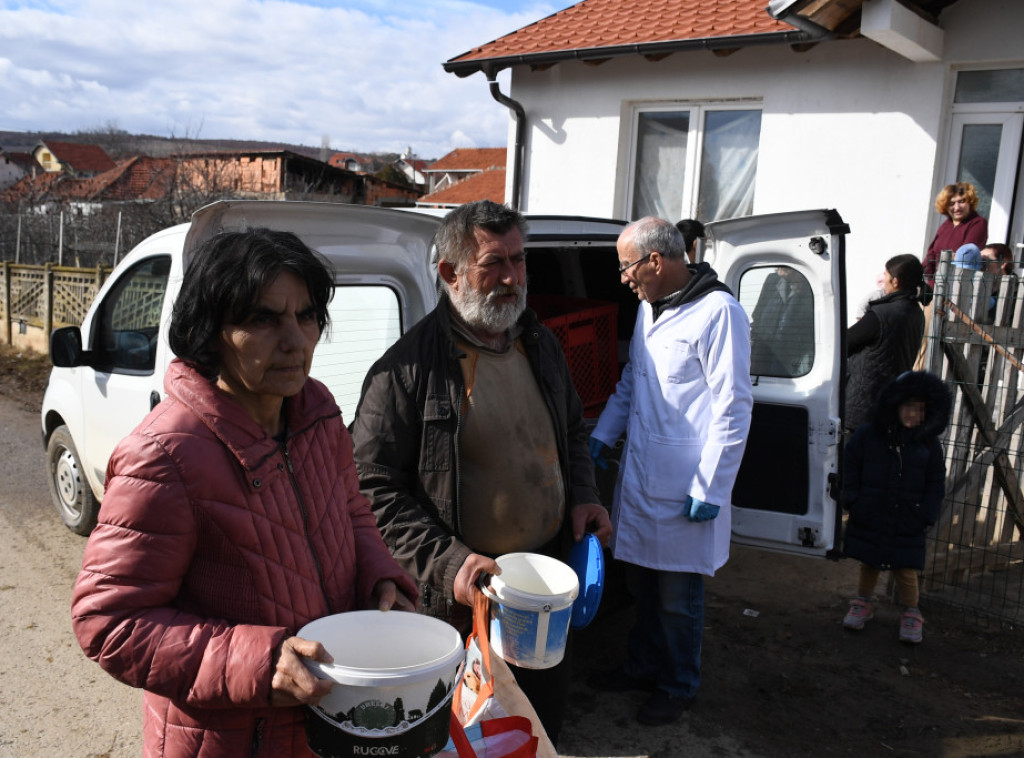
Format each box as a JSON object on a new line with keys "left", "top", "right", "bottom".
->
{"left": 426, "top": 148, "right": 506, "bottom": 172}
{"left": 418, "top": 168, "right": 506, "bottom": 206}
{"left": 446, "top": 0, "right": 800, "bottom": 74}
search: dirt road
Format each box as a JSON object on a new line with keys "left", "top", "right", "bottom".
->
{"left": 2, "top": 388, "right": 1022, "bottom": 758}
{"left": 0, "top": 393, "right": 142, "bottom": 757}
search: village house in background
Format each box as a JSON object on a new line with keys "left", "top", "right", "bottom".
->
{"left": 394, "top": 147, "right": 429, "bottom": 191}
{"left": 421, "top": 147, "right": 506, "bottom": 195}
{"left": 327, "top": 147, "right": 428, "bottom": 192}
{"left": 328, "top": 151, "right": 375, "bottom": 173}
{"left": 0, "top": 149, "right": 35, "bottom": 189}
{"left": 444, "top": 0, "right": 1023, "bottom": 312}
{"left": 417, "top": 146, "right": 506, "bottom": 208}
{"left": 33, "top": 140, "right": 116, "bottom": 178}
{"left": 0, "top": 140, "right": 427, "bottom": 266}
{"left": 0, "top": 137, "right": 513, "bottom": 265}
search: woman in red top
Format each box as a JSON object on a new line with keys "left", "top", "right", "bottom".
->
{"left": 922, "top": 182, "right": 988, "bottom": 289}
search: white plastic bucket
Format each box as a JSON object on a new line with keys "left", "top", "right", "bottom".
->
{"left": 298, "top": 610, "right": 465, "bottom": 758}
{"left": 481, "top": 552, "right": 580, "bottom": 670}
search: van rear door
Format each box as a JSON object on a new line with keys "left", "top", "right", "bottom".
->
{"left": 704, "top": 209, "right": 849, "bottom": 558}
{"left": 184, "top": 201, "right": 442, "bottom": 421}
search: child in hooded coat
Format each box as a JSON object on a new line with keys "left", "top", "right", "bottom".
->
{"left": 841, "top": 371, "right": 952, "bottom": 643}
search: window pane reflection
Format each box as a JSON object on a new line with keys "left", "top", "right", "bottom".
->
{"left": 631, "top": 111, "right": 689, "bottom": 220}
{"left": 958, "top": 123, "right": 1001, "bottom": 222}
{"left": 740, "top": 266, "right": 815, "bottom": 378}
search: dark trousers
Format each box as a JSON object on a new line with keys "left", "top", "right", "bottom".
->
{"left": 625, "top": 564, "right": 704, "bottom": 699}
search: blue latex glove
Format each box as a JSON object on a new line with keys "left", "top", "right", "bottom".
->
{"left": 588, "top": 436, "right": 610, "bottom": 470}
{"left": 686, "top": 496, "right": 720, "bottom": 523}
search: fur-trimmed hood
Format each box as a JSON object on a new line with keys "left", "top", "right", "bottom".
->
{"left": 869, "top": 370, "right": 951, "bottom": 441}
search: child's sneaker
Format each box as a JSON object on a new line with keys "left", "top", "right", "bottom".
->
{"left": 843, "top": 597, "right": 874, "bottom": 630}
{"left": 899, "top": 608, "right": 924, "bottom": 644}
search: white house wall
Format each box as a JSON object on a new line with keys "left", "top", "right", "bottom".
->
{"left": 502, "top": 0, "right": 1023, "bottom": 314}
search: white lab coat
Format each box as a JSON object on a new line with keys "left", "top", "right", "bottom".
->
{"left": 592, "top": 289, "right": 753, "bottom": 574}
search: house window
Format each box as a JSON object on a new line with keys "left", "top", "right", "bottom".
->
{"left": 627, "top": 104, "right": 762, "bottom": 223}
{"left": 954, "top": 68, "right": 1024, "bottom": 103}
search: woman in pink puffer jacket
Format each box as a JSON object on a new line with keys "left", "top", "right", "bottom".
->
{"left": 72, "top": 228, "right": 418, "bottom": 757}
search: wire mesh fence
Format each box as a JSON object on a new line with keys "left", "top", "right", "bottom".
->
{"left": 918, "top": 255, "right": 1024, "bottom": 627}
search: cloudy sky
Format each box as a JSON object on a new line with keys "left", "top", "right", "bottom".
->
{"left": 0, "top": 0, "right": 572, "bottom": 159}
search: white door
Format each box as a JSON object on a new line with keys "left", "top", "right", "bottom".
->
{"left": 945, "top": 111, "right": 1024, "bottom": 246}
{"left": 78, "top": 254, "right": 172, "bottom": 490}
{"left": 704, "top": 209, "right": 848, "bottom": 557}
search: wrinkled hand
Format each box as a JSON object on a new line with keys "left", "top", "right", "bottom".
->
{"left": 454, "top": 553, "right": 500, "bottom": 607}
{"left": 588, "top": 436, "right": 610, "bottom": 470}
{"left": 571, "top": 502, "right": 613, "bottom": 546}
{"left": 685, "top": 496, "right": 720, "bottom": 523}
{"left": 371, "top": 579, "right": 417, "bottom": 612}
{"left": 270, "top": 636, "right": 335, "bottom": 707}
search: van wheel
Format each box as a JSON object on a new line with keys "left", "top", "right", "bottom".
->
{"left": 46, "top": 425, "right": 99, "bottom": 536}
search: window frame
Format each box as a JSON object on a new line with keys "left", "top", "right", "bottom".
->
{"left": 623, "top": 99, "right": 763, "bottom": 222}
{"left": 90, "top": 255, "right": 171, "bottom": 376}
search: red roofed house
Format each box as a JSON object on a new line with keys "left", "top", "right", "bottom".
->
{"left": 329, "top": 152, "right": 374, "bottom": 173}
{"left": 443, "top": 0, "right": 1023, "bottom": 309}
{"left": 422, "top": 147, "right": 507, "bottom": 195}
{"left": 417, "top": 167, "right": 507, "bottom": 209}
{"left": 33, "top": 140, "right": 116, "bottom": 177}
{"left": 0, "top": 155, "right": 176, "bottom": 213}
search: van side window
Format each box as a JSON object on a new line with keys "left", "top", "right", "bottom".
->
{"left": 92, "top": 256, "right": 171, "bottom": 374}
{"left": 739, "top": 265, "right": 815, "bottom": 378}
{"left": 311, "top": 285, "right": 401, "bottom": 422}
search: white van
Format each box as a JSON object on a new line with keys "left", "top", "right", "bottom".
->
{"left": 41, "top": 200, "right": 849, "bottom": 562}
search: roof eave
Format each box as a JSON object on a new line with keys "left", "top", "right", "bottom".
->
{"left": 443, "top": 29, "right": 822, "bottom": 78}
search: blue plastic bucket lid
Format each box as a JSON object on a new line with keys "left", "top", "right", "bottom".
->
{"left": 568, "top": 533, "right": 605, "bottom": 629}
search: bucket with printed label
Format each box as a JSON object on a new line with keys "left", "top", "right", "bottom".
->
{"left": 481, "top": 552, "right": 580, "bottom": 669}
{"left": 299, "top": 610, "right": 465, "bottom": 758}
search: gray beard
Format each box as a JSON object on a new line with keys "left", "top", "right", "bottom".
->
{"left": 448, "top": 280, "right": 528, "bottom": 334}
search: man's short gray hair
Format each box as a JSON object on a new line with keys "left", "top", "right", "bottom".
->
{"left": 624, "top": 216, "right": 687, "bottom": 260}
{"left": 434, "top": 200, "right": 529, "bottom": 272}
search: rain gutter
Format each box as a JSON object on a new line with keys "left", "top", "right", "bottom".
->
{"left": 483, "top": 67, "right": 525, "bottom": 212}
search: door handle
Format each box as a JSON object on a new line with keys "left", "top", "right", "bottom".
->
{"left": 150, "top": 391, "right": 161, "bottom": 410}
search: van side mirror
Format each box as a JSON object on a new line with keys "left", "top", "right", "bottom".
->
{"left": 50, "top": 326, "right": 85, "bottom": 368}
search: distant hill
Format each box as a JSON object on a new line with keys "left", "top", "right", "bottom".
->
{"left": 0, "top": 129, "right": 406, "bottom": 164}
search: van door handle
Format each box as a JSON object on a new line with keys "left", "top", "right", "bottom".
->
{"left": 150, "top": 391, "right": 161, "bottom": 410}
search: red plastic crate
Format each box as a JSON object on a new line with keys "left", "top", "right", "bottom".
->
{"left": 529, "top": 294, "right": 619, "bottom": 416}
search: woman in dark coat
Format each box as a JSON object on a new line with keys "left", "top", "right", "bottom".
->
{"left": 844, "top": 254, "right": 925, "bottom": 432}
{"left": 841, "top": 371, "right": 951, "bottom": 644}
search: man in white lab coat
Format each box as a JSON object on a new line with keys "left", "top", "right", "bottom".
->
{"left": 588, "top": 216, "right": 753, "bottom": 726}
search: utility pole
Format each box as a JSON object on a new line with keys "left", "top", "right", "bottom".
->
{"left": 114, "top": 211, "right": 122, "bottom": 266}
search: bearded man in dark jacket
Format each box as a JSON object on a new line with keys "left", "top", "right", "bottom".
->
{"left": 350, "top": 200, "right": 612, "bottom": 744}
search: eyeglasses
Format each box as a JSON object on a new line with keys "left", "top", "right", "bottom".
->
{"left": 618, "top": 252, "right": 653, "bottom": 275}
